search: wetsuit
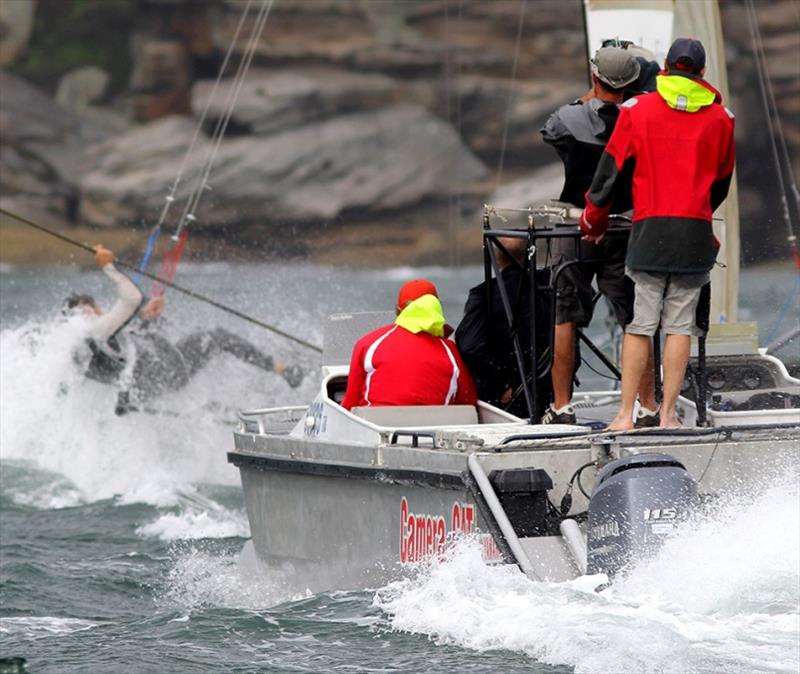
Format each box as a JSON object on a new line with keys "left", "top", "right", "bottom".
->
{"left": 83, "top": 264, "right": 284, "bottom": 412}
{"left": 84, "top": 262, "right": 144, "bottom": 385}
{"left": 455, "top": 265, "right": 553, "bottom": 419}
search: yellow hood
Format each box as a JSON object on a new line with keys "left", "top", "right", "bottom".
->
{"left": 394, "top": 294, "right": 446, "bottom": 337}
{"left": 656, "top": 73, "right": 719, "bottom": 113}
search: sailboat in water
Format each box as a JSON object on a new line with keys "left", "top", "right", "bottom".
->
{"left": 227, "top": 0, "right": 800, "bottom": 590}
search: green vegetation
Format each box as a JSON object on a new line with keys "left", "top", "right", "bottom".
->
{"left": 10, "top": 0, "right": 136, "bottom": 96}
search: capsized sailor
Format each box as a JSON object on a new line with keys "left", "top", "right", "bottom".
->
{"left": 64, "top": 244, "right": 303, "bottom": 414}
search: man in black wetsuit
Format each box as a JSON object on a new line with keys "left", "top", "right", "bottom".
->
{"left": 67, "top": 245, "right": 303, "bottom": 414}
{"left": 539, "top": 46, "right": 658, "bottom": 426}
{"left": 455, "top": 237, "right": 552, "bottom": 420}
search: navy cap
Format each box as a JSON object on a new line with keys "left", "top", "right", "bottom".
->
{"left": 666, "top": 37, "right": 706, "bottom": 72}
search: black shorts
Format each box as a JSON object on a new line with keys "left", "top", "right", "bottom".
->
{"left": 548, "top": 234, "right": 633, "bottom": 328}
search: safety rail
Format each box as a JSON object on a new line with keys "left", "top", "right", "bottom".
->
{"left": 467, "top": 453, "right": 540, "bottom": 581}
{"left": 237, "top": 406, "right": 307, "bottom": 435}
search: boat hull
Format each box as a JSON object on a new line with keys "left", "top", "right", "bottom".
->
{"left": 230, "top": 425, "right": 799, "bottom": 590}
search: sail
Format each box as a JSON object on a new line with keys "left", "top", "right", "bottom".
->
{"left": 583, "top": 0, "right": 740, "bottom": 323}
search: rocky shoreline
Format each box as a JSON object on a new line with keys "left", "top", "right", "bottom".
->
{"left": 0, "top": 195, "right": 493, "bottom": 268}
{"left": 1, "top": 0, "right": 798, "bottom": 266}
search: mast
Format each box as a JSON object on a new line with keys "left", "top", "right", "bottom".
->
{"left": 582, "top": 0, "right": 740, "bottom": 323}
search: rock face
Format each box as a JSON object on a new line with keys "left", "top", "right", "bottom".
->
{"left": 3, "top": 0, "right": 799, "bottom": 264}
{"left": 0, "top": 69, "right": 105, "bottom": 217}
{"left": 192, "top": 67, "right": 397, "bottom": 135}
{"left": 80, "top": 106, "right": 487, "bottom": 228}
{"left": 130, "top": 39, "right": 193, "bottom": 121}
{"left": 0, "top": 0, "right": 35, "bottom": 67}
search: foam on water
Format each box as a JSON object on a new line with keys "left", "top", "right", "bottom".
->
{"left": 376, "top": 481, "right": 800, "bottom": 674}
{"left": 0, "top": 617, "right": 99, "bottom": 638}
{"left": 136, "top": 489, "right": 249, "bottom": 541}
{"left": 159, "top": 545, "right": 312, "bottom": 612}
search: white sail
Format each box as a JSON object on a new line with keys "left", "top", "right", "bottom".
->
{"left": 583, "top": 0, "right": 739, "bottom": 323}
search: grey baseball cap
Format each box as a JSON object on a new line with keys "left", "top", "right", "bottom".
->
{"left": 590, "top": 47, "right": 641, "bottom": 89}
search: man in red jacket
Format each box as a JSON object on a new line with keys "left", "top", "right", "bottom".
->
{"left": 580, "top": 38, "right": 735, "bottom": 429}
{"left": 342, "top": 279, "right": 477, "bottom": 410}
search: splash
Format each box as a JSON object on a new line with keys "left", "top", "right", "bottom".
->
{"left": 0, "top": 316, "right": 301, "bottom": 506}
{"left": 158, "top": 543, "right": 311, "bottom": 612}
{"left": 375, "top": 483, "right": 800, "bottom": 674}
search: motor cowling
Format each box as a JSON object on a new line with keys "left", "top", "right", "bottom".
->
{"left": 586, "top": 452, "right": 697, "bottom": 576}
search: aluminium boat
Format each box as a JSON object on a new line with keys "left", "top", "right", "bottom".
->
{"left": 228, "top": 0, "right": 800, "bottom": 590}
{"left": 228, "top": 307, "right": 799, "bottom": 590}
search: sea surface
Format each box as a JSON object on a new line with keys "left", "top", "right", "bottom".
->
{"left": 1, "top": 261, "right": 798, "bottom": 673}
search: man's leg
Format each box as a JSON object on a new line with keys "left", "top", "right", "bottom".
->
{"left": 552, "top": 322, "right": 576, "bottom": 409}
{"left": 607, "top": 333, "right": 651, "bottom": 430}
{"left": 636, "top": 345, "right": 658, "bottom": 411}
{"left": 596, "top": 242, "right": 657, "bottom": 414}
{"left": 657, "top": 272, "right": 709, "bottom": 428}
{"left": 608, "top": 269, "right": 665, "bottom": 430}
{"left": 545, "top": 240, "right": 593, "bottom": 423}
{"left": 176, "top": 328, "right": 303, "bottom": 387}
{"left": 660, "top": 333, "right": 690, "bottom": 428}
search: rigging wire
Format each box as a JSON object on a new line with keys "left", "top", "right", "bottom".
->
{"left": 745, "top": 0, "right": 800, "bottom": 269}
{"left": 494, "top": 0, "right": 527, "bottom": 189}
{"left": 135, "top": 0, "right": 255, "bottom": 285}
{"left": 177, "top": 0, "right": 274, "bottom": 239}
{"left": 0, "top": 207, "right": 323, "bottom": 354}
{"left": 454, "top": 0, "right": 465, "bottom": 267}
{"left": 444, "top": 0, "right": 455, "bottom": 267}
{"left": 444, "top": 0, "right": 465, "bottom": 268}
{"left": 747, "top": 0, "right": 800, "bottom": 219}
{"left": 153, "top": 0, "right": 275, "bottom": 297}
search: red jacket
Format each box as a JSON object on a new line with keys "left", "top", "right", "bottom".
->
{"left": 581, "top": 72, "right": 735, "bottom": 273}
{"left": 342, "top": 297, "right": 477, "bottom": 410}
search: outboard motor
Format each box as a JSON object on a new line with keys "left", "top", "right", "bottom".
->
{"left": 586, "top": 453, "right": 697, "bottom": 576}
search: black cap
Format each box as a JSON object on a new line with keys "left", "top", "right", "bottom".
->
{"left": 666, "top": 37, "right": 706, "bottom": 73}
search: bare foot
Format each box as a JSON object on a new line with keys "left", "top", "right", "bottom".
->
{"left": 606, "top": 412, "right": 634, "bottom": 432}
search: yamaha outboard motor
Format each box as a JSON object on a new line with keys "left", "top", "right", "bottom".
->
{"left": 586, "top": 453, "right": 697, "bottom": 576}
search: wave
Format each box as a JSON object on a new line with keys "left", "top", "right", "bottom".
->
{"left": 136, "top": 489, "right": 250, "bottom": 541}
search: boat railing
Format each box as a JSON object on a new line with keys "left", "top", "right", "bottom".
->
{"left": 238, "top": 406, "right": 307, "bottom": 435}
{"left": 467, "top": 453, "right": 540, "bottom": 581}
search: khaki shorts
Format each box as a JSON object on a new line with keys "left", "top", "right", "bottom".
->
{"left": 625, "top": 268, "right": 710, "bottom": 337}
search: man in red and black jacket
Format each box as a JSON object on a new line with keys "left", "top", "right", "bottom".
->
{"left": 580, "top": 38, "right": 735, "bottom": 429}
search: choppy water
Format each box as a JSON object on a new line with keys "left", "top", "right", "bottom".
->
{"left": 1, "top": 262, "right": 798, "bottom": 673}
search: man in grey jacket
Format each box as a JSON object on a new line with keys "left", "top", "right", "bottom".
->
{"left": 540, "top": 46, "right": 658, "bottom": 426}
